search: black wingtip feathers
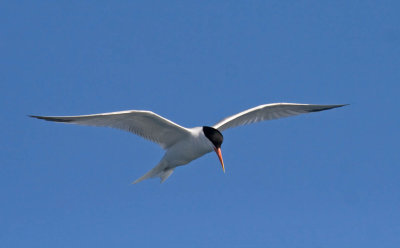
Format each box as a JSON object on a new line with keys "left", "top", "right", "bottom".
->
{"left": 307, "top": 104, "right": 349, "bottom": 113}
{"left": 29, "top": 115, "right": 72, "bottom": 122}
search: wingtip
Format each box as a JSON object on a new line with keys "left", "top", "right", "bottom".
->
{"left": 29, "top": 115, "right": 48, "bottom": 120}
{"left": 28, "top": 115, "right": 72, "bottom": 122}
{"left": 307, "top": 104, "right": 349, "bottom": 113}
{"left": 331, "top": 104, "right": 350, "bottom": 109}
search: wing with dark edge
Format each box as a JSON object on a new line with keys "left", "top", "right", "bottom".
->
{"left": 213, "top": 103, "right": 347, "bottom": 132}
{"left": 30, "top": 110, "right": 191, "bottom": 149}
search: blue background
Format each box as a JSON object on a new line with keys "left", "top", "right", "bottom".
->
{"left": 2, "top": 1, "right": 399, "bottom": 247}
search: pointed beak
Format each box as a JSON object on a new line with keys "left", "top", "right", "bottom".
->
{"left": 214, "top": 147, "right": 225, "bottom": 173}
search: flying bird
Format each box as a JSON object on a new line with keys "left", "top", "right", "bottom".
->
{"left": 30, "top": 103, "right": 346, "bottom": 183}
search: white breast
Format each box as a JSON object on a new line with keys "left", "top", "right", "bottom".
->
{"left": 162, "top": 127, "right": 214, "bottom": 166}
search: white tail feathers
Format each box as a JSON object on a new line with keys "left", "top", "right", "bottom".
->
{"left": 132, "top": 162, "right": 174, "bottom": 184}
{"left": 160, "top": 169, "right": 174, "bottom": 183}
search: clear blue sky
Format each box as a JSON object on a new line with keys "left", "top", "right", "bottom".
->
{"left": 1, "top": 1, "right": 399, "bottom": 247}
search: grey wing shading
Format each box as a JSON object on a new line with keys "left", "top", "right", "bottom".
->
{"left": 213, "top": 103, "right": 347, "bottom": 132}
{"left": 30, "top": 110, "right": 191, "bottom": 149}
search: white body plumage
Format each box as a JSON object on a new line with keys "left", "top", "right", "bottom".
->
{"left": 30, "top": 103, "right": 346, "bottom": 183}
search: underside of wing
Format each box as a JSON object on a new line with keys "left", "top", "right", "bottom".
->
{"left": 213, "top": 103, "right": 347, "bottom": 132}
{"left": 30, "top": 110, "right": 191, "bottom": 149}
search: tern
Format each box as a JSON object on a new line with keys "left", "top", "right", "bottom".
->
{"left": 30, "top": 103, "right": 346, "bottom": 183}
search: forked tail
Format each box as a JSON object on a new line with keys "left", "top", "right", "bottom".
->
{"left": 132, "top": 161, "right": 174, "bottom": 184}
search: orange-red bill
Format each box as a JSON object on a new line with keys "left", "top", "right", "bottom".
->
{"left": 214, "top": 147, "right": 225, "bottom": 173}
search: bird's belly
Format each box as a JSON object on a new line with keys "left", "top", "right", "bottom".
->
{"left": 163, "top": 140, "right": 213, "bottom": 166}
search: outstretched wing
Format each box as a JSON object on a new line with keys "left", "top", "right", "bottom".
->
{"left": 213, "top": 103, "right": 347, "bottom": 132}
{"left": 30, "top": 110, "right": 191, "bottom": 149}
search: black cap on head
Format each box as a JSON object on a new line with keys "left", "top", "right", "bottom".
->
{"left": 203, "top": 126, "right": 223, "bottom": 148}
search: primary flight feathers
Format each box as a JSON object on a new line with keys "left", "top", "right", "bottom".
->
{"left": 30, "top": 103, "right": 346, "bottom": 183}
{"left": 31, "top": 110, "right": 191, "bottom": 149}
{"left": 212, "top": 103, "right": 345, "bottom": 131}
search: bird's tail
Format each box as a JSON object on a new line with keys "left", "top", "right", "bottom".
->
{"left": 132, "top": 161, "right": 174, "bottom": 184}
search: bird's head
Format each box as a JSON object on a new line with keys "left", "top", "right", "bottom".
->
{"left": 202, "top": 126, "right": 225, "bottom": 172}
